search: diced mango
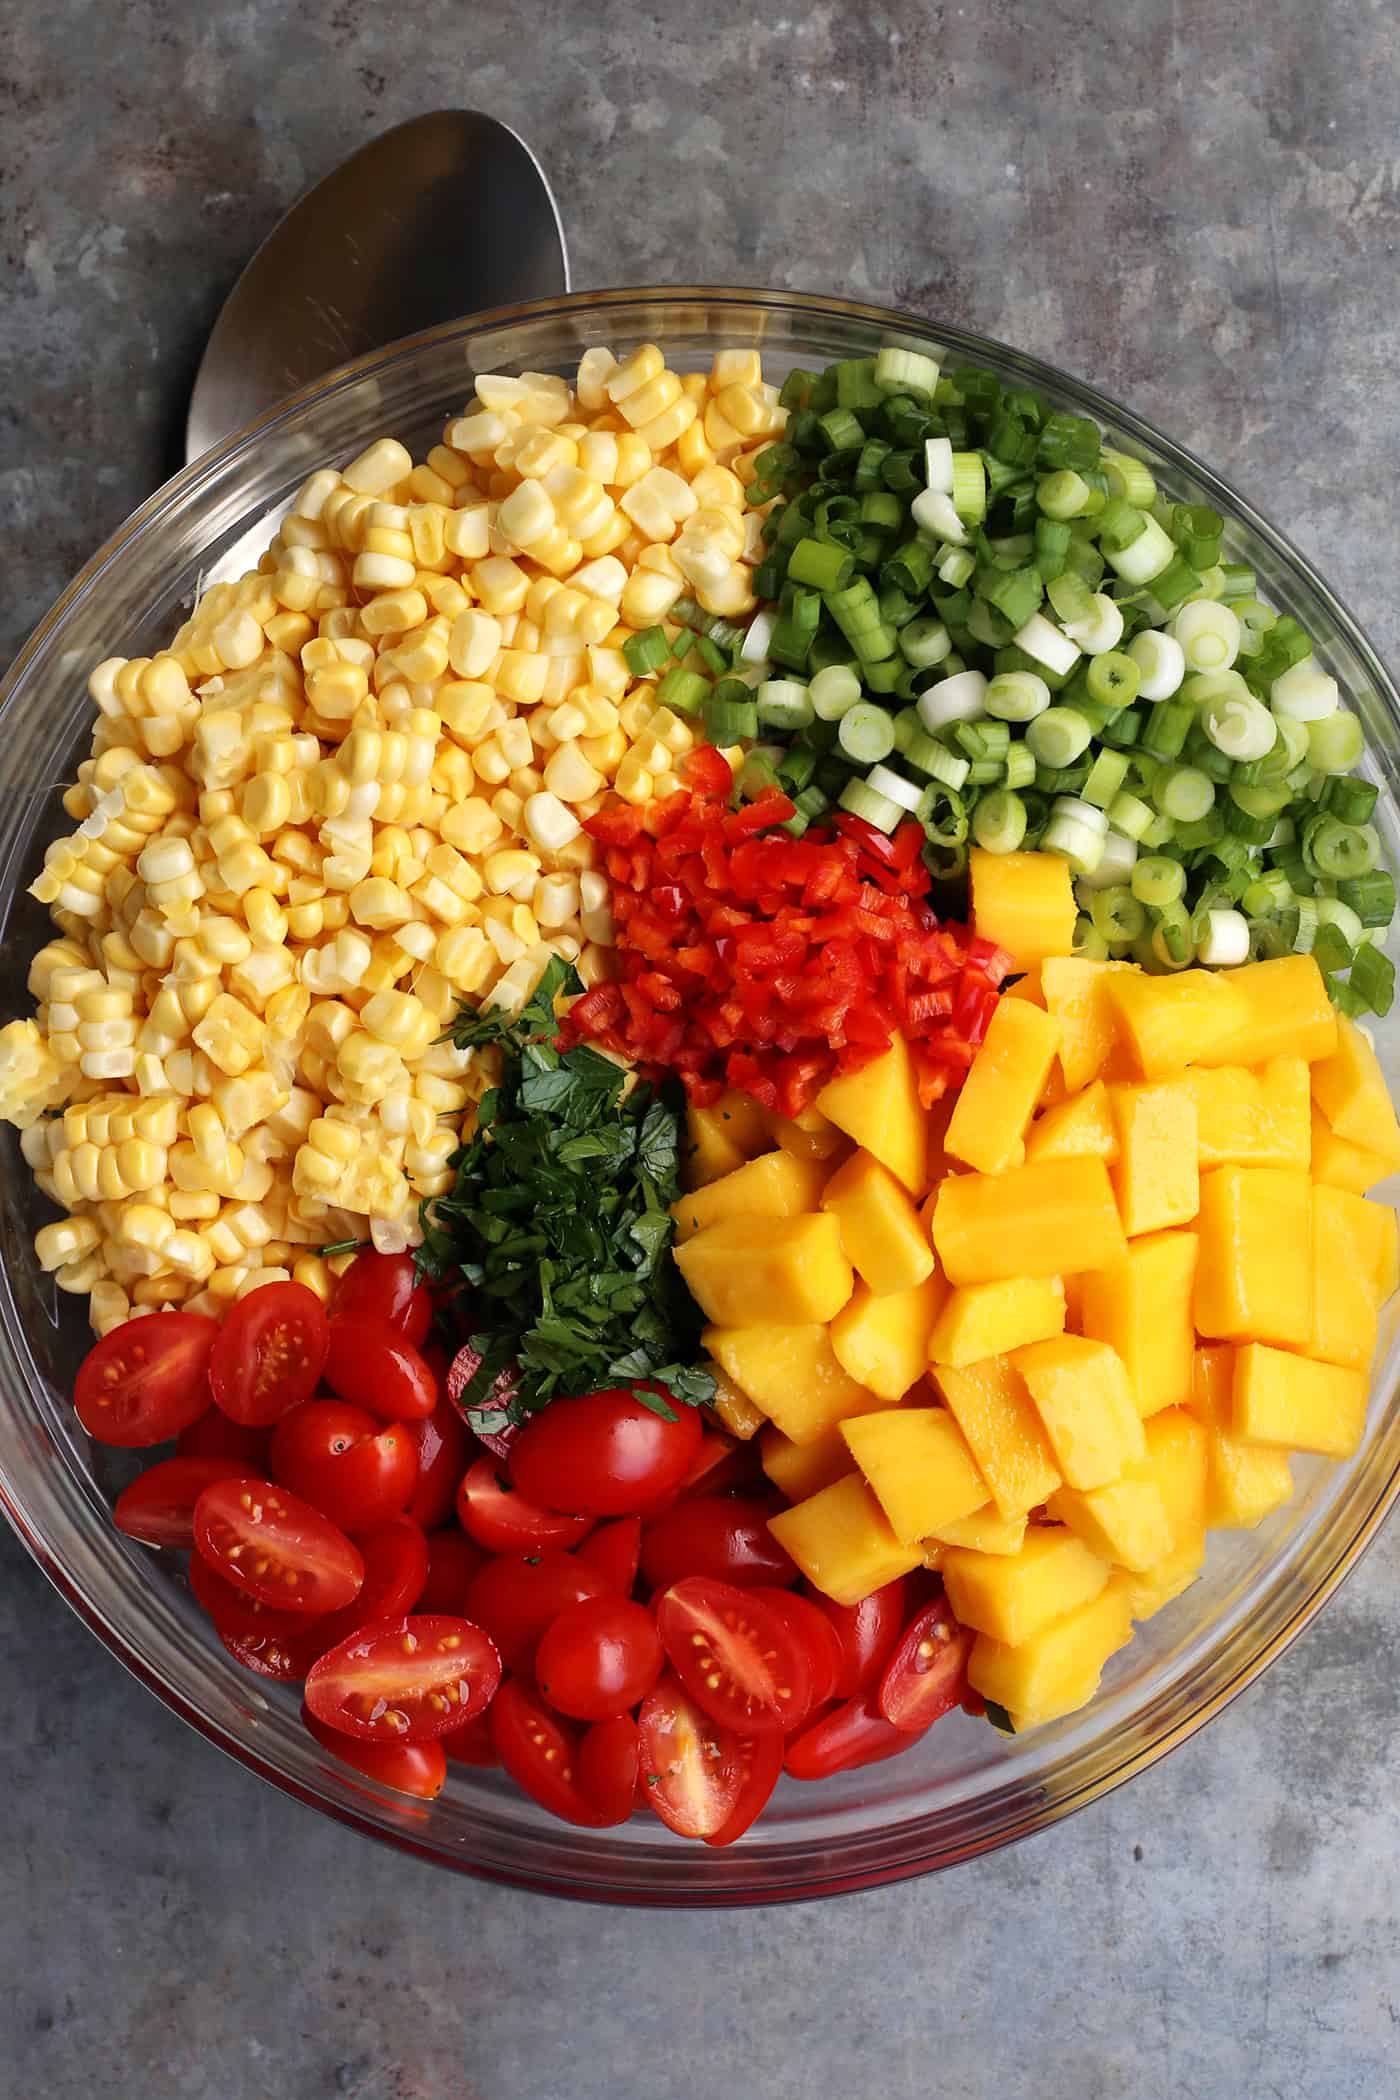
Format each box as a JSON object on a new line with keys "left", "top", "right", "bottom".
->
{"left": 1040, "top": 958, "right": 1131, "bottom": 1093}
{"left": 930, "top": 1355, "right": 1062, "bottom": 1519}
{"left": 1380, "top": 1207, "right": 1399, "bottom": 1302}
{"left": 944, "top": 998, "right": 1060, "bottom": 1175}
{"left": 1121, "top": 1408, "right": 1208, "bottom": 1618}
{"left": 713, "top": 1088, "right": 771, "bottom": 1158}
{"left": 705, "top": 1361, "right": 766, "bottom": 1441}
{"left": 927, "top": 1506, "right": 1028, "bottom": 1555}
{"left": 816, "top": 1035, "right": 928, "bottom": 1197}
{"left": 1311, "top": 1011, "right": 1400, "bottom": 1161}
{"left": 1048, "top": 1476, "right": 1173, "bottom": 1572}
{"left": 1187, "top": 1058, "right": 1310, "bottom": 1171}
{"left": 1310, "top": 1184, "right": 1382, "bottom": 1372}
{"left": 1233, "top": 1342, "right": 1366, "bottom": 1458}
{"left": 1080, "top": 1229, "right": 1198, "bottom": 1418}
{"left": 1199, "top": 953, "right": 1338, "bottom": 1067}
{"left": 683, "top": 1103, "right": 747, "bottom": 1187}
{"left": 1310, "top": 1106, "right": 1394, "bottom": 1195}
{"left": 704, "top": 1322, "right": 882, "bottom": 1444}
{"left": 841, "top": 1406, "right": 989, "bottom": 1544}
{"left": 674, "top": 1213, "right": 853, "bottom": 1326}
{"left": 932, "top": 1155, "right": 1127, "bottom": 1284}
{"left": 943, "top": 1526, "right": 1109, "bottom": 1646}
{"left": 830, "top": 1274, "right": 945, "bottom": 1401}
{"left": 968, "top": 1575, "right": 1133, "bottom": 1728}
{"left": 768, "top": 1100, "right": 850, "bottom": 1164}
{"left": 767, "top": 1474, "right": 924, "bottom": 1606}
{"left": 1109, "top": 1078, "right": 1199, "bottom": 1236}
{"left": 1193, "top": 1166, "right": 1312, "bottom": 1348}
{"left": 760, "top": 1421, "right": 853, "bottom": 1502}
{"left": 929, "top": 1274, "right": 1066, "bottom": 1369}
{"left": 1026, "top": 1080, "right": 1119, "bottom": 1165}
{"left": 821, "top": 1148, "right": 936, "bottom": 1296}
{"left": 671, "top": 1148, "right": 829, "bottom": 1243}
{"left": 969, "top": 847, "right": 1077, "bottom": 971}
{"left": 1105, "top": 967, "right": 1251, "bottom": 1080}
{"left": 1189, "top": 1345, "right": 1292, "bottom": 1530}
{"left": 1013, "top": 1335, "right": 1145, "bottom": 1490}
{"left": 1004, "top": 966, "right": 1044, "bottom": 1006}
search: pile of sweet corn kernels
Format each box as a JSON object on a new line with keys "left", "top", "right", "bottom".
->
{"left": 0, "top": 345, "right": 785, "bottom": 1334}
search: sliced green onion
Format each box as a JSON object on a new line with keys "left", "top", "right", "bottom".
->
{"left": 837, "top": 778, "right": 901, "bottom": 831}
{"left": 838, "top": 704, "right": 897, "bottom": 765}
{"left": 984, "top": 670, "right": 1052, "bottom": 723}
{"left": 1072, "top": 914, "right": 1111, "bottom": 959}
{"left": 1107, "top": 790, "right": 1156, "bottom": 841}
{"left": 1026, "top": 707, "right": 1094, "bottom": 769}
{"left": 1013, "top": 613, "right": 1082, "bottom": 678}
{"left": 1350, "top": 942, "right": 1395, "bottom": 1015}
{"left": 1307, "top": 711, "right": 1364, "bottom": 772}
{"left": 623, "top": 626, "right": 671, "bottom": 675}
{"left": 899, "top": 616, "right": 953, "bottom": 669}
{"left": 904, "top": 732, "right": 970, "bottom": 789}
{"left": 1271, "top": 660, "right": 1339, "bottom": 720}
{"left": 1168, "top": 597, "right": 1241, "bottom": 674}
{"left": 787, "top": 537, "right": 854, "bottom": 591}
{"left": 1047, "top": 570, "right": 1096, "bottom": 625}
{"left": 917, "top": 670, "right": 988, "bottom": 732}
{"left": 1195, "top": 907, "right": 1250, "bottom": 966}
{"left": 1090, "top": 885, "right": 1147, "bottom": 943}
{"left": 1156, "top": 765, "right": 1216, "bottom": 823}
{"left": 756, "top": 679, "right": 815, "bottom": 732}
{"left": 1316, "top": 895, "right": 1367, "bottom": 948}
{"left": 1083, "top": 748, "right": 1130, "bottom": 809}
{"left": 971, "top": 789, "right": 1028, "bottom": 853}
{"left": 809, "top": 664, "right": 863, "bottom": 720}
{"left": 1308, "top": 816, "right": 1378, "bottom": 880}
{"left": 1103, "top": 511, "right": 1176, "bottom": 585}
{"left": 865, "top": 762, "right": 924, "bottom": 813}
{"left": 875, "top": 345, "right": 941, "bottom": 398}
{"left": 654, "top": 665, "right": 710, "bottom": 715}
{"left": 1076, "top": 828, "right": 1139, "bottom": 892}
{"left": 1003, "top": 743, "right": 1037, "bottom": 791}
{"left": 1338, "top": 870, "right": 1396, "bottom": 928}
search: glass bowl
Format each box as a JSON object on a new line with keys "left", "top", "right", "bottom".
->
{"left": 2, "top": 289, "right": 1397, "bottom": 1906}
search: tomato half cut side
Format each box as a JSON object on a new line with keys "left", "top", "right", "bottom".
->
{"left": 463, "top": 1550, "right": 603, "bottom": 1673}
{"left": 115, "top": 1457, "right": 262, "bottom": 1550}
{"left": 74, "top": 1312, "right": 219, "bottom": 1447}
{"left": 784, "top": 1691, "right": 926, "bottom": 1781}
{"left": 330, "top": 1251, "right": 432, "bottom": 1348}
{"left": 509, "top": 1386, "right": 704, "bottom": 1517}
{"left": 193, "top": 1478, "right": 364, "bottom": 1615}
{"left": 814, "top": 1576, "right": 909, "bottom": 1699}
{"left": 878, "top": 1595, "right": 974, "bottom": 1734}
{"left": 657, "top": 1577, "right": 811, "bottom": 1735}
{"left": 750, "top": 1586, "right": 844, "bottom": 1730}
{"left": 488, "top": 1680, "right": 605, "bottom": 1826}
{"left": 207, "top": 1283, "right": 328, "bottom": 1428}
{"left": 305, "top": 1614, "right": 501, "bottom": 1744}
{"left": 221, "top": 1621, "right": 332, "bottom": 1683}
{"left": 188, "top": 1550, "right": 321, "bottom": 1643}
{"left": 577, "top": 1716, "right": 641, "bottom": 1826}
{"left": 322, "top": 1320, "right": 438, "bottom": 1422}
{"left": 534, "top": 1596, "right": 663, "bottom": 1722}
{"left": 640, "top": 1497, "right": 798, "bottom": 1593}
{"left": 310, "top": 1515, "right": 431, "bottom": 1655}
{"left": 418, "top": 1528, "right": 487, "bottom": 1615}
{"left": 637, "top": 1675, "right": 744, "bottom": 1840}
{"left": 269, "top": 1399, "right": 417, "bottom": 1532}
{"left": 401, "top": 1405, "right": 471, "bottom": 1531}
{"left": 302, "top": 1705, "right": 447, "bottom": 1799}
{"left": 706, "top": 1729, "right": 783, "bottom": 1848}
{"left": 575, "top": 1516, "right": 642, "bottom": 1597}
{"left": 455, "top": 1455, "right": 591, "bottom": 1554}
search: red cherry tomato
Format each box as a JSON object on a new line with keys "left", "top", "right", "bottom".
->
{"left": 510, "top": 1387, "right": 703, "bottom": 1517}
{"left": 305, "top": 1614, "right": 501, "bottom": 1744}
{"left": 188, "top": 1548, "right": 319, "bottom": 1642}
{"left": 74, "top": 1312, "right": 218, "bottom": 1447}
{"left": 750, "top": 1586, "right": 844, "bottom": 1729}
{"left": 463, "top": 1550, "right": 603, "bottom": 1672}
{"left": 488, "top": 1679, "right": 604, "bottom": 1826}
{"left": 677, "top": 1429, "right": 758, "bottom": 1502}
{"left": 193, "top": 1477, "right": 364, "bottom": 1615}
{"left": 269, "top": 1399, "right": 417, "bottom": 1532}
{"left": 534, "top": 1597, "right": 663, "bottom": 1722}
{"left": 322, "top": 1320, "right": 438, "bottom": 1422}
{"left": 813, "top": 1576, "right": 909, "bottom": 1699}
{"left": 656, "top": 1577, "right": 812, "bottom": 1736}
{"left": 640, "top": 1496, "right": 797, "bottom": 1592}
{"left": 220, "top": 1620, "right": 334, "bottom": 1682}
{"left": 455, "top": 1455, "right": 591, "bottom": 1554}
{"left": 114, "top": 1456, "right": 262, "bottom": 1550}
{"left": 401, "top": 1404, "right": 471, "bottom": 1530}
{"left": 208, "top": 1283, "right": 328, "bottom": 1428}
{"left": 877, "top": 1595, "right": 974, "bottom": 1734}
{"left": 577, "top": 1715, "right": 641, "bottom": 1825}
{"left": 637, "top": 1675, "right": 745, "bottom": 1840}
{"left": 784, "top": 1690, "right": 926, "bottom": 1780}
{"left": 311, "top": 1515, "right": 430, "bottom": 1653}
{"left": 177, "top": 1408, "right": 271, "bottom": 1466}
{"left": 707, "top": 1730, "right": 784, "bottom": 1847}
{"left": 302, "top": 1704, "right": 447, "bottom": 1799}
{"left": 330, "top": 1250, "right": 432, "bottom": 1348}
{"left": 445, "top": 1342, "right": 520, "bottom": 1459}
{"left": 418, "top": 1528, "right": 487, "bottom": 1615}
{"left": 575, "top": 1516, "right": 641, "bottom": 1596}
{"left": 441, "top": 1709, "right": 499, "bottom": 1766}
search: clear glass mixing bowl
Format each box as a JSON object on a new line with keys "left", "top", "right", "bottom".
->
{"left": 2, "top": 290, "right": 1397, "bottom": 1905}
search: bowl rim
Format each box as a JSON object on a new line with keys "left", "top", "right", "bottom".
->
{"left": 4, "top": 282, "right": 1399, "bottom": 1905}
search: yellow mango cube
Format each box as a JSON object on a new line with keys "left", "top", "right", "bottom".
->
{"left": 841, "top": 1406, "right": 989, "bottom": 1544}
{"left": 1189, "top": 1345, "right": 1292, "bottom": 1530}
{"left": 929, "top": 1274, "right": 1066, "bottom": 1369}
{"left": 705, "top": 1362, "right": 766, "bottom": 1440}
{"left": 1199, "top": 953, "right": 1338, "bottom": 1067}
{"left": 1310, "top": 1184, "right": 1382, "bottom": 1371}
{"left": 1013, "top": 1335, "right": 1146, "bottom": 1490}
{"left": 1109, "top": 1078, "right": 1199, "bottom": 1236}
{"left": 671, "top": 1148, "right": 828, "bottom": 1242}
{"left": 931, "top": 1355, "right": 1062, "bottom": 1519}
{"left": 1048, "top": 1476, "right": 1173, "bottom": 1572}
{"left": 1040, "top": 958, "right": 1131, "bottom": 1093}
{"left": 830, "top": 1275, "right": 946, "bottom": 1402}
{"left": 1121, "top": 1407, "right": 1208, "bottom": 1618}
{"left": 1310, "top": 1106, "right": 1394, "bottom": 1195}
{"left": 968, "top": 1576, "right": 1133, "bottom": 1729}
{"left": 943, "top": 1525, "right": 1109, "bottom": 1646}
{"left": 927, "top": 1506, "right": 1027, "bottom": 1555}
{"left": 704, "top": 1322, "right": 882, "bottom": 1444}
{"left": 944, "top": 998, "right": 1060, "bottom": 1175}
{"left": 816, "top": 1036, "right": 928, "bottom": 1196}
{"left": 760, "top": 1422, "right": 853, "bottom": 1502}
{"left": 1187, "top": 1058, "right": 1310, "bottom": 1171}
{"left": 931, "top": 1155, "right": 1127, "bottom": 1285}
{"left": 767, "top": 1474, "right": 924, "bottom": 1606}
{"left": 1080, "top": 1229, "right": 1198, "bottom": 1417}
{"left": 1193, "top": 1166, "right": 1312, "bottom": 1348}
{"left": 969, "top": 848, "right": 1077, "bottom": 970}
{"left": 1233, "top": 1342, "right": 1366, "bottom": 1458}
{"left": 1105, "top": 967, "right": 1251, "bottom": 1081}
{"left": 1026, "top": 1080, "right": 1119, "bottom": 1165}
{"left": 820, "top": 1148, "right": 936, "bottom": 1295}
{"left": 673, "top": 1213, "right": 853, "bottom": 1326}
{"left": 1311, "top": 1011, "right": 1400, "bottom": 1160}
{"left": 683, "top": 1103, "right": 746, "bottom": 1187}
{"left": 768, "top": 1100, "right": 850, "bottom": 1164}
{"left": 713, "top": 1087, "right": 771, "bottom": 1157}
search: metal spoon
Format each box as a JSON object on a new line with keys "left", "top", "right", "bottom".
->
{"left": 185, "top": 110, "right": 569, "bottom": 462}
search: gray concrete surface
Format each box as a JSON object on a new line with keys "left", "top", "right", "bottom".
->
{"left": 4, "top": 3, "right": 1400, "bottom": 2095}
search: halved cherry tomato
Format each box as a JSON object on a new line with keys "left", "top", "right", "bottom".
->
{"left": 455, "top": 1455, "right": 591, "bottom": 1554}
{"left": 576, "top": 1516, "right": 641, "bottom": 1596}
{"left": 115, "top": 1456, "right": 261, "bottom": 1550}
{"left": 640, "top": 1496, "right": 797, "bottom": 1592}
{"left": 656, "top": 1577, "right": 811, "bottom": 1736}
{"left": 577, "top": 1715, "right": 641, "bottom": 1825}
{"left": 74, "top": 1312, "right": 218, "bottom": 1447}
{"left": 784, "top": 1690, "right": 926, "bottom": 1780}
{"left": 193, "top": 1477, "right": 364, "bottom": 1615}
{"left": 509, "top": 1387, "right": 703, "bottom": 1517}
{"left": 208, "top": 1283, "right": 328, "bottom": 1428}
{"left": 305, "top": 1614, "right": 501, "bottom": 1744}
{"left": 441, "top": 1709, "right": 499, "bottom": 1766}
{"left": 750, "top": 1586, "right": 844, "bottom": 1730}
{"left": 445, "top": 1343, "right": 520, "bottom": 1459}
{"left": 401, "top": 1404, "right": 471, "bottom": 1531}
{"left": 418, "top": 1528, "right": 487, "bottom": 1614}
{"left": 813, "top": 1576, "right": 909, "bottom": 1699}
{"left": 302, "top": 1704, "right": 447, "bottom": 1799}
{"left": 677, "top": 1430, "right": 760, "bottom": 1503}
{"left": 878, "top": 1594, "right": 974, "bottom": 1734}
{"left": 177, "top": 1409, "right": 271, "bottom": 1466}
{"left": 637, "top": 1675, "right": 744, "bottom": 1840}
{"left": 269, "top": 1400, "right": 417, "bottom": 1532}
{"left": 311, "top": 1515, "right": 430, "bottom": 1653}
{"left": 330, "top": 1251, "right": 432, "bottom": 1348}
{"left": 463, "top": 1549, "right": 603, "bottom": 1672}
{"left": 323, "top": 1320, "right": 438, "bottom": 1422}
{"left": 707, "top": 1729, "right": 783, "bottom": 1847}
{"left": 188, "top": 1548, "right": 319, "bottom": 1642}
{"left": 535, "top": 1596, "right": 663, "bottom": 1722}
{"left": 488, "top": 1680, "right": 604, "bottom": 1826}
{"left": 220, "top": 1620, "right": 333, "bottom": 1682}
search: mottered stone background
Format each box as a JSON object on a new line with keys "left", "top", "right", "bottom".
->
{"left": 3, "top": 2, "right": 1399, "bottom": 2095}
